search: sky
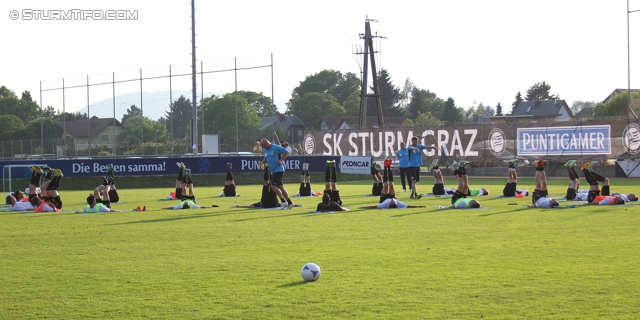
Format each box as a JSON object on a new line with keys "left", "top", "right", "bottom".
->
{"left": 1, "top": 0, "right": 639, "bottom": 118}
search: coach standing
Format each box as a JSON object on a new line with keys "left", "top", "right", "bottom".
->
{"left": 261, "top": 138, "right": 294, "bottom": 209}
{"left": 408, "top": 136, "right": 430, "bottom": 199}
{"left": 396, "top": 142, "right": 410, "bottom": 193}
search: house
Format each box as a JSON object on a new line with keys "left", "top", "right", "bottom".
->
{"left": 55, "top": 117, "right": 125, "bottom": 154}
{"left": 602, "top": 88, "right": 640, "bottom": 103}
{"left": 573, "top": 107, "right": 594, "bottom": 119}
{"left": 259, "top": 115, "right": 307, "bottom": 146}
{"left": 480, "top": 99, "right": 573, "bottom": 124}
{"left": 317, "top": 116, "right": 407, "bottom": 130}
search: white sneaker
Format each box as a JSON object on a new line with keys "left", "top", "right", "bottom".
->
{"left": 279, "top": 202, "right": 288, "bottom": 209}
{"left": 287, "top": 203, "right": 294, "bottom": 210}
{"left": 402, "top": 189, "right": 407, "bottom": 193}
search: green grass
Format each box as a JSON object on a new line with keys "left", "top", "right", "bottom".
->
{"left": 1, "top": 176, "right": 640, "bottom": 319}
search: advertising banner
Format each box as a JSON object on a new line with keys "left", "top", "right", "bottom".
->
{"left": 517, "top": 125, "right": 611, "bottom": 156}
{"left": 338, "top": 156, "right": 371, "bottom": 174}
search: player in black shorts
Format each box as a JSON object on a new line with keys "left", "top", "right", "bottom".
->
{"left": 322, "top": 160, "right": 342, "bottom": 205}
{"left": 563, "top": 160, "right": 580, "bottom": 200}
{"left": 299, "top": 163, "right": 312, "bottom": 196}
{"left": 235, "top": 165, "right": 278, "bottom": 208}
{"left": 431, "top": 160, "right": 445, "bottom": 195}
{"left": 223, "top": 163, "right": 237, "bottom": 197}
{"left": 450, "top": 161, "right": 469, "bottom": 206}
{"left": 370, "top": 163, "right": 383, "bottom": 196}
{"left": 316, "top": 193, "right": 346, "bottom": 212}
{"left": 502, "top": 159, "right": 518, "bottom": 197}
{"left": 175, "top": 162, "right": 195, "bottom": 201}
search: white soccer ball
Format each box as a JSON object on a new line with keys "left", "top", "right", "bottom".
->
{"left": 301, "top": 263, "right": 321, "bottom": 282}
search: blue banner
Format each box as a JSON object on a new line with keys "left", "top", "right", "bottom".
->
{"left": 517, "top": 125, "right": 611, "bottom": 156}
{"left": 0, "top": 155, "right": 342, "bottom": 179}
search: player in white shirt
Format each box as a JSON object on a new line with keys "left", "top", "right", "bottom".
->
{"left": 359, "top": 159, "right": 425, "bottom": 209}
{"left": 528, "top": 160, "right": 560, "bottom": 208}
{"left": 5, "top": 194, "right": 35, "bottom": 211}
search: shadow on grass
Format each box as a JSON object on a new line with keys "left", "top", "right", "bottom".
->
{"left": 113, "top": 210, "right": 240, "bottom": 225}
{"left": 232, "top": 211, "right": 308, "bottom": 222}
{"left": 277, "top": 281, "right": 308, "bottom": 288}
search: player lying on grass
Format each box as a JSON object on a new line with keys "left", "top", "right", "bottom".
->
{"left": 370, "top": 163, "right": 383, "bottom": 196}
{"left": 360, "top": 159, "right": 425, "bottom": 209}
{"left": 233, "top": 166, "right": 279, "bottom": 209}
{"left": 90, "top": 172, "right": 118, "bottom": 209}
{"left": 172, "top": 162, "right": 196, "bottom": 201}
{"left": 162, "top": 199, "right": 217, "bottom": 210}
{"left": 563, "top": 160, "right": 581, "bottom": 201}
{"left": 581, "top": 162, "right": 626, "bottom": 205}
{"left": 5, "top": 193, "right": 34, "bottom": 211}
{"left": 502, "top": 159, "right": 529, "bottom": 197}
{"left": 26, "top": 166, "right": 63, "bottom": 211}
{"left": 103, "top": 164, "right": 120, "bottom": 203}
{"left": 527, "top": 160, "right": 560, "bottom": 208}
{"left": 445, "top": 161, "right": 481, "bottom": 209}
{"left": 5, "top": 189, "right": 29, "bottom": 205}
{"left": 221, "top": 163, "right": 237, "bottom": 197}
{"left": 431, "top": 160, "right": 446, "bottom": 195}
{"left": 316, "top": 160, "right": 346, "bottom": 212}
{"left": 84, "top": 194, "right": 120, "bottom": 213}
{"left": 298, "top": 163, "right": 313, "bottom": 196}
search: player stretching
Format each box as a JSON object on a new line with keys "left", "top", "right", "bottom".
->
{"left": 360, "top": 159, "right": 425, "bottom": 209}
{"left": 502, "top": 159, "right": 528, "bottom": 197}
{"left": 223, "top": 163, "right": 237, "bottom": 197}
{"left": 234, "top": 165, "right": 279, "bottom": 208}
{"left": 408, "top": 136, "right": 433, "bottom": 199}
{"left": 261, "top": 138, "right": 294, "bottom": 209}
{"left": 528, "top": 160, "right": 560, "bottom": 208}
{"left": 582, "top": 162, "right": 625, "bottom": 205}
{"left": 299, "top": 163, "right": 312, "bottom": 196}
{"left": 447, "top": 161, "right": 481, "bottom": 209}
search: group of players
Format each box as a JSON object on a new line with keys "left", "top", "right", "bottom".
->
{"left": 6, "top": 135, "right": 634, "bottom": 212}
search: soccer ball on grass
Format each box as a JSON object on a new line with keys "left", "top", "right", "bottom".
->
{"left": 301, "top": 263, "right": 321, "bottom": 282}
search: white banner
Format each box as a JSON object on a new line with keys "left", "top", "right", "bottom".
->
{"left": 339, "top": 156, "right": 371, "bottom": 174}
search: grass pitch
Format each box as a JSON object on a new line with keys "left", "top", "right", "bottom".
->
{"left": 1, "top": 176, "right": 640, "bottom": 319}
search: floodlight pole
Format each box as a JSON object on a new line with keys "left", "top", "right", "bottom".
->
{"left": 190, "top": 0, "right": 198, "bottom": 156}
{"left": 628, "top": 0, "right": 640, "bottom": 121}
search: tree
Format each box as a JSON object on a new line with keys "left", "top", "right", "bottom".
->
{"left": 121, "top": 104, "right": 142, "bottom": 125}
{"left": 511, "top": 91, "right": 523, "bottom": 114}
{"left": 424, "top": 97, "right": 446, "bottom": 119}
{"left": 399, "top": 78, "right": 414, "bottom": 109}
{"left": 200, "top": 93, "right": 262, "bottom": 151}
{"left": 287, "top": 92, "right": 346, "bottom": 129}
{"left": 593, "top": 91, "right": 640, "bottom": 118}
{"left": 236, "top": 90, "right": 277, "bottom": 117}
{"left": 53, "top": 111, "right": 88, "bottom": 121}
{"left": 120, "top": 116, "right": 169, "bottom": 145}
{"left": 496, "top": 103, "right": 503, "bottom": 116}
{"left": 343, "top": 90, "right": 361, "bottom": 116}
{"left": 525, "top": 81, "right": 559, "bottom": 101}
{"left": 289, "top": 69, "right": 360, "bottom": 106}
{"left": 571, "top": 100, "right": 596, "bottom": 115}
{"left": 414, "top": 112, "right": 443, "bottom": 126}
{"left": 374, "top": 68, "right": 404, "bottom": 117}
{"left": 402, "top": 118, "right": 414, "bottom": 127}
{"left": 0, "top": 115, "right": 24, "bottom": 139}
{"left": 0, "top": 87, "right": 41, "bottom": 124}
{"left": 441, "top": 98, "right": 462, "bottom": 123}
{"left": 406, "top": 87, "right": 426, "bottom": 118}
{"left": 464, "top": 102, "right": 494, "bottom": 121}
{"left": 165, "top": 95, "right": 192, "bottom": 140}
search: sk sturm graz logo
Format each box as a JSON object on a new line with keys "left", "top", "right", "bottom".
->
{"left": 622, "top": 123, "right": 640, "bottom": 155}
{"left": 303, "top": 134, "right": 316, "bottom": 154}
{"left": 489, "top": 128, "right": 506, "bottom": 156}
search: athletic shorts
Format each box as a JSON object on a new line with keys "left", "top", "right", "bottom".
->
{"left": 372, "top": 183, "right": 383, "bottom": 196}
{"left": 252, "top": 202, "right": 262, "bottom": 208}
{"left": 299, "top": 185, "right": 312, "bottom": 197}
{"left": 108, "top": 189, "right": 120, "bottom": 203}
{"left": 175, "top": 188, "right": 183, "bottom": 199}
{"left": 224, "top": 184, "right": 236, "bottom": 197}
{"left": 532, "top": 189, "right": 549, "bottom": 205}
{"left": 565, "top": 188, "right": 577, "bottom": 200}
{"left": 399, "top": 167, "right": 410, "bottom": 178}
{"left": 503, "top": 182, "right": 517, "bottom": 197}
{"left": 432, "top": 183, "right": 445, "bottom": 195}
{"left": 451, "top": 190, "right": 466, "bottom": 205}
{"left": 379, "top": 194, "right": 395, "bottom": 204}
{"left": 329, "top": 190, "right": 341, "bottom": 206}
{"left": 410, "top": 167, "right": 421, "bottom": 182}
{"left": 271, "top": 172, "right": 284, "bottom": 186}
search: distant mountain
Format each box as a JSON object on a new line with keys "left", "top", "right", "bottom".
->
{"left": 77, "top": 90, "right": 288, "bottom": 121}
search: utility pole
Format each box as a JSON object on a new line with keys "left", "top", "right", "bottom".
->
{"left": 356, "top": 17, "right": 386, "bottom": 129}
{"left": 190, "top": 0, "right": 198, "bottom": 155}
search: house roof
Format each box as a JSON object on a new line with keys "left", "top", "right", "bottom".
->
{"left": 602, "top": 89, "right": 639, "bottom": 103}
{"left": 55, "top": 117, "right": 123, "bottom": 138}
{"left": 316, "top": 116, "right": 345, "bottom": 130}
{"left": 260, "top": 115, "right": 306, "bottom": 131}
{"left": 510, "top": 99, "right": 572, "bottom": 118}
{"left": 573, "top": 107, "right": 594, "bottom": 119}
